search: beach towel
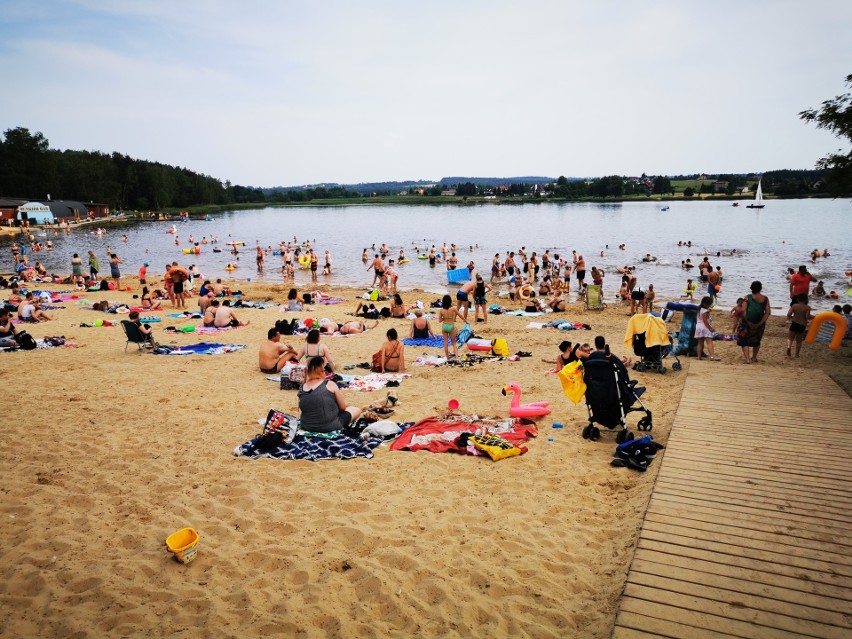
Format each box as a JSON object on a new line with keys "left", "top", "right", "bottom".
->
{"left": 318, "top": 298, "right": 347, "bottom": 304}
{"left": 345, "top": 373, "right": 410, "bottom": 392}
{"left": 152, "top": 343, "right": 246, "bottom": 355}
{"left": 558, "top": 361, "right": 587, "bottom": 405}
{"left": 506, "top": 309, "right": 548, "bottom": 317}
{"left": 234, "top": 432, "right": 385, "bottom": 461}
{"left": 166, "top": 312, "right": 202, "bottom": 319}
{"left": 391, "top": 416, "right": 536, "bottom": 454}
{"left": 403, "top": 336, "right": 454, "bottom": 348}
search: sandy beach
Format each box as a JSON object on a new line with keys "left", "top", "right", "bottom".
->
{"left": 1, "top": 277, "right": 849, "bottom": 638}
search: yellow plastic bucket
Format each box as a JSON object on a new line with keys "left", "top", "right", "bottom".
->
{"left": 165, "top": 527, "right": 199, "bottom": 564}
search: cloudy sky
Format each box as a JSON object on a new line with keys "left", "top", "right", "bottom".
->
{"left": 1, "top": 0, "right": 850, "bottom": 186}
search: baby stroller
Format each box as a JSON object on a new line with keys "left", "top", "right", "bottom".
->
{"left": 627, "top": 313, "right": 682, "bottom": 374}
{"left": 581, "top": 355, "right": 653, "bottom": 443}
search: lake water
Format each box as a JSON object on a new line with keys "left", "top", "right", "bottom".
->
{"left": 5, "top": 199, "right": 851, "bottom": 311}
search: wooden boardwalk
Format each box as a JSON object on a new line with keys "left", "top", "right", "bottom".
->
{"left": 612, "top": 362, "right": 852, "bottom": 639}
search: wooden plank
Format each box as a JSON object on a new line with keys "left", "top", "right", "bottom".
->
{"left": 644, "top": 508, "right": 852, "bottom": 557}
{"left": 658, "top": 468, "right": 852, "bottom": 503}
{"left": 630, "top": 548, "right": 852, "bottom": 608}
{"left": 645, "top": 511, "right": 852, "bottom": 566}
{"left": 618, "top": 594, "right": 816, "bottom": 639}
{"left": 623, "top": 583, "right": 847, "bottom": 638}
{"left": 624, "top": 573, "right": 850, "bottom": 638}
{"left": 658, "top": 468, "right": 852, "bottom": 505}
{"left": 651, "top": 491, "right": 852, "bottom": 531}
{"left": 637, "top": 538, "right": 851, "bottom": 591}
{"left": 659, "top": 458, "right": 850, "bottom": 494}
{"left": 614, "top": 609, "right": 743, "bottom": 639}
{"left": 654, "top": 481, "right": 852, "bottom": 524}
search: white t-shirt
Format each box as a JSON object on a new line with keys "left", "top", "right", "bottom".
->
{"left": 20, "top": 303, "right": 35, "bottom": 320}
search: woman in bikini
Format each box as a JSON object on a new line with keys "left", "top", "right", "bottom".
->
{"left": 140, "top": 286, "right": 161, "bottom": 310}
{"left": 439, "top": 294, "right": 465, "bottom": 359}
{"left": 390, "top": 294, "right": 408, "bottom": 318}
{"left": 378, "top": 328, "right": 405, "bottom": 373}
{"left": 296, "top": 329, "right": 336, "bottom": 373}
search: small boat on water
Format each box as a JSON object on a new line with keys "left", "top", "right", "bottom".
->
{"left": 746, "top": 179, "right": 765, "bottom": 209}
{"left": 660, "top": 206, "right": 670, "bottom": 211}
{"left": 732, "top": 202, "right": 739, "bottom": 207}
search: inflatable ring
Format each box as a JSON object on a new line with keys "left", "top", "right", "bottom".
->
{"left": 519, "top": 285, "right": 533, "bottom": 300}
{"left": 183, "top": 248, "right": 191, "bottom": 254}
{"left": 399, "top": 259, "right": 409, "bottom": 264}
{"left": 225, "top": 266, "right": 235, "bottom": 272}
{"left": 804, "top": 311, "right": 845, "bottom": 350}
{"left": 298, "top": 254, "right": 311, "bottom": 268}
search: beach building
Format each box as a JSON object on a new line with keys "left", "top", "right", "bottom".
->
{"left": 15, "top": 200, "right": 106, "bottom": 225}
{"left": 0, "top": 197, "right": 27, "bottom": 224}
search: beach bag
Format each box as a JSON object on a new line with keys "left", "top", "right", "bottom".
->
{"left": 745, "top": 295, "right": 764, "bottom": 323}
{"left": 371, "top": 350, "right": 383, "bottom": 372}
{"left": 288, "top": 365, "right": 306, "bottom": 385}
{"left": 275, "top": 318, "right": 295, "bottom": 336}
{"left": 262, "top": 409, "right": 298, "bottom": 442}
{"left": 491, "top": 338, "right": 509, "bottom": 357}
{"left": 14, "top": 330, "right": 37, "bottom": 350}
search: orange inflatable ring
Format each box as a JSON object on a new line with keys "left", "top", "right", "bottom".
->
{"left": 804, "top": 311, "right": 845, "bottom": 351}
{"left": 519, "top": 285, "right": 533, "bottom": 300}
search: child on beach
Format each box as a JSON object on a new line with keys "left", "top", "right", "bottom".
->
{"left": 439, "top": 294, "right": 465, "bottom": 359}
{"left": 694, "top": 296, "right": 719, "bottom": 361}
{"left": 544, "top": 340, "right": 572, "bottom": 374}
{"left": 682, "top": 278, "right": 697, "bottom": 302}
{"left": 786, "top": 294, "right": 812, "bottom": 358}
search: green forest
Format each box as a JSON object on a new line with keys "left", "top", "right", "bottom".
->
{"left": 0, "top": 126, "right": 832, "bottom": 210}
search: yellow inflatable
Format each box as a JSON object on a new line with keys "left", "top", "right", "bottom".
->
{"left": 398, "top": 259, "right": 409, "bottom": 264}
{"left": 804, "top": 311, "right": 845, "bottom": 351}
{"left": 298, "top": 254, "right": 311, "bottom": 268}
{"left": 183, "top": 248, "right": 191, "bottom": 254}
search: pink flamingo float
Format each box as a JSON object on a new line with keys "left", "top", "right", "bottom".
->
{"left": 502, "top": 382, "right": 551, "bottom": 418}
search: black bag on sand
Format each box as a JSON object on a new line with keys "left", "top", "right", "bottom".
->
{"left": 15, "top": 331, "right": 37, "bottom": 350}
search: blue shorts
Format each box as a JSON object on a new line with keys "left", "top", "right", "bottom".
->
{"left": 456, "top": 290, "right": 469, "bottom": 302}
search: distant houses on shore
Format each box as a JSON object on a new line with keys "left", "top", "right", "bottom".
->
{"left": 0, "top": 197, "right": 110, "bottom": 226}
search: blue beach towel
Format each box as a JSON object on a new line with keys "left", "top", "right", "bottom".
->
{"left": 152, "top": 343, "right": 246, "bottom": 355}
{"left": 234, "top": 433, "right": 385, "bottom": 461}
{"left": 403, "top": 336, "right": 456, "bottom": 348}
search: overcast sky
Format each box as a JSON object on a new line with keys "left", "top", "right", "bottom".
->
{"left": 1, "top": 0, "right": 850, "bottom": 187}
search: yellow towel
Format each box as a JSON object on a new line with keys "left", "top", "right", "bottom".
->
{"left": 624, "top": 313, "right": 671, "bottom": 349}
{"left": 558, "top": 361, "right": 587, "bottom": 405}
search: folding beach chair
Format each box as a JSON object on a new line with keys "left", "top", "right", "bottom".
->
{"left": 121, "top": 320, "right": 148, "bottom": 352}
{"left": 584, "top": 284, "right": 606, "bottom": 311}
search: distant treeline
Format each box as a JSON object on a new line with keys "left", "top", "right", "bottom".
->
{"left": 0, "top": 127, "right": 264, "bottom": 210}
{"left": 0, "top": 127, "right": 828, "bottom": 209}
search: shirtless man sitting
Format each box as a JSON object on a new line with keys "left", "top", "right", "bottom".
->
{"left": 259, "top": 328, "right": 298, "bottom": 373}
{"left": 214, "top": 300, "right": 249, "bottom": 328}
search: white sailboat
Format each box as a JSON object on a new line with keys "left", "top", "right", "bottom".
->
{"left": 746, "top": 179, "right": 765, "bottom": 209}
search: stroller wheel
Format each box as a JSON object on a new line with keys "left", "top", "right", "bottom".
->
{"left": 672, "top": 362, "right": 682, "bottom": 371}
{"left": 625, "top": 431, "right": 634, "bottom": 442}
{"left": 590, "top": 427, "right": 601, "bottom": 441}
{"left": 638, "top": 416, "right": 653, "bottom": 431}
{"left": 582, "top": 425, "right": 592, "bottom": 440}
{"left": 659, "top": 366, "right": 667, "bottom": 375}
{"left": 616, "top": 429, "right": 627, "bottom": 444}
{"left": 635, "top": 363, "right": 645, "bottom": 372}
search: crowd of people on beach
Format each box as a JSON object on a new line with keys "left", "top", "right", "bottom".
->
{"left": 3, "top": 220, "right": 851, "bottom": 364}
